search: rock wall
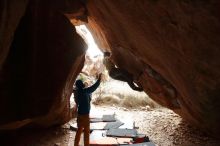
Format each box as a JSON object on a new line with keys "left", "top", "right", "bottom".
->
{"left": 0, "top": 0, "right": 29, "bottom": 68}
{"left": 86, "top": 0, "right": 220, "bottom": 137}
{"left": 0, "top": 0, "right": 87, "bottom": 128}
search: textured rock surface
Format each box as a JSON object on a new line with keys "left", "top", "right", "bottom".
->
{"left": 0, "top": 0, "right": 87, "bottom": 128}
{"left": 0, "top": 0, "right": 29, "bottom": 67}
{"left": 0, "top": 0, "right": 220, "bottom": 139}
{"left": 86, "top": 0, "right": 220, "bottom": 137}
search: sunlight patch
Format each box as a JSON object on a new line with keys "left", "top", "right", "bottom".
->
{"left": 75, "top": 25, "right": 103, "bottom": 59}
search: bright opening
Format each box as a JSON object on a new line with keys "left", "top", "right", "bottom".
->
{"left": 75, "top": 25, "right": 103, "bottom": 59}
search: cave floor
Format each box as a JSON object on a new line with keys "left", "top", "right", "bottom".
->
{"left": 1, "top": 105, "right": 220, "bottom": 146}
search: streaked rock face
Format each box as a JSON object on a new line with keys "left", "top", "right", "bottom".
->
{"left": 0, "top": 0, "right": 87, "bottom": 128}
{"left": 1, "top": 0, "right": 220, "bottom": 138}
{"left": 86, "top": 0, "right": 220, "bottom": 137}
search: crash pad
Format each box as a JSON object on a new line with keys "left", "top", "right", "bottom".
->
{"left": 90, "top": 114, "right": 116, "bottom": 123}
{"left": 121, "top": 142, "right": 155, "bottom": 146}
{"left": 106, "top": 129, "right": 138, "bottom": 138}
{"left": 102, "top": 114, "right": 116, "bottom": 122}
{"left": 104, "top": 120, "right": 124, "bottom": 130}
{"left": 90, "top": 130, "right": 132, "bottom": 145}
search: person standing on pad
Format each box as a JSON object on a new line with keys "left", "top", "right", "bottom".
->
{"left": 74, "top": 73, "right": 102, "bottom": 146}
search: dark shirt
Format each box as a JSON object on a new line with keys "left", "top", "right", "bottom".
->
{"left": 75, "top": 79, "right": 101, "bottom": 115}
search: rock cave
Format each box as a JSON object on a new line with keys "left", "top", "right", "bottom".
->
{"left": 0, "top": 0, "right": 220, "bottom": 143}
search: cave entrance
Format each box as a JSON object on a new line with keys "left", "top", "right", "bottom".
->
{"left": 71, "top": 25, "right": 158, "bottom": 112}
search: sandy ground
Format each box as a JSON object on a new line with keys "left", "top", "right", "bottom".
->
{"left": 92, "top": 106, "right": 220, "bottom": 146}
{"left": 1, "top": 80, "right": 220, "bottom": 146}
{"left": 1, "top": 105, "right": 220, "bottom": 146}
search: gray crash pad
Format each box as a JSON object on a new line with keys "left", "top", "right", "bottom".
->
{"left": 90, "top": 114, "right": 116, "bottom": 123}
{"left": 104, "top": 120, "right": 124, "bottom": 130}
{"left": 121, "top": 142, "right": 155, "bottom": 146}
{"left": 90, "top": 130, "right": 132, "bottom": 145}
{"left": 102, "top": 114, "right": 116, "bottom": 122}
{"left": 106, "top": 128, "right": 138, "bottom": 138}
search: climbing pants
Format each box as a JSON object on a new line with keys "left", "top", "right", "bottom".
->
{"left": 74, "top": 114, "right": 90, "bottom": 146}
{"left": 109, "top": 68, "right": 143, "bottom": 91}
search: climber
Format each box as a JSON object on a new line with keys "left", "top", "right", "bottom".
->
{"left": 103, "top": 51, "right": 143, "bottom": 91}
{"left": 74, "top": 73, "right": 102, "bottom": 146}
